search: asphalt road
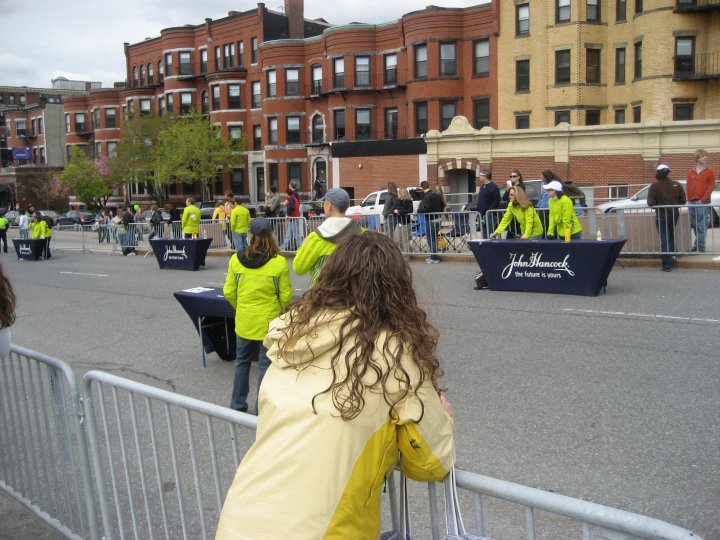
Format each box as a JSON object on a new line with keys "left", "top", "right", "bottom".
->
{"left": 1, "top": 250, "right": 718, "bottom": 539}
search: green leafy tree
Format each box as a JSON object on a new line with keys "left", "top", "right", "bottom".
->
{"left": 110, "top": 112, "right": 173, "bottom": 205}
{"left": 58, "top": 146, "right": 112, "bottom": 208}
{"left": 153, "top": 110, "right": 244, "bottom": 201}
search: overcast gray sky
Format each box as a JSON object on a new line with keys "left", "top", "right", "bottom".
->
{"left": 2, "top": 0, "right": 486, "bottom": 89}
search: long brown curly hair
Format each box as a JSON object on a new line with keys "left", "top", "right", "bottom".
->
{"left": 0, "top": 262, "right": 16, "bottom": 329}
{"left": 279, "top": 232, "right": 442, "bottom": 421}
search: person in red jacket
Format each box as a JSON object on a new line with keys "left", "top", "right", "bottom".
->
{"left": 686, "top": 148, "right": 716, "bottom": 253}
{"left": 280, "top": 186, "right": 303, "bottom": 251}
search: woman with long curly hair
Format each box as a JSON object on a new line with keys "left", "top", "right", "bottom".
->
{"left": 0, "top": 262, "right": 17, "bottom": 358}
{"left": 217, "top": 232, "right": 454, "bottom": 540}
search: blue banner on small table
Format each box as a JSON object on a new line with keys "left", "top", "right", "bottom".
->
{"left": 149, "top": 238, "right": 212, "bottom": 271}
{"left": 13, "top": 238, "right": 48, "bottom": 261}
{"left": 467, "top": 239, "right": 626, "bottom": 296}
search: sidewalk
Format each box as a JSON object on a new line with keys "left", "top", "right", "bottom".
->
{"left": 0, "top": 489, "right": 65, "bottom": 540}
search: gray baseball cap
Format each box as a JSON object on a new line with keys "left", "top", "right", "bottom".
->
{"left": 320, "top": 188, "right": 350, "bottom": 211}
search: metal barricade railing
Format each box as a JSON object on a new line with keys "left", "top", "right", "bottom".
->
{"left": 0, "top": 345, "right": 705, "bottom": 540}
{"left": 0, "top": 346, "right": 100, "bottom": 539}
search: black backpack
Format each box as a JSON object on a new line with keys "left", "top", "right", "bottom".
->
{"left": 474, "top": 270, "right": 488, "bottom": 290}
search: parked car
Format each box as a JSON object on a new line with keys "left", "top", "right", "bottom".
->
{"left": 345, "top": 187, "right": 424, "bottom": 223}
{"left": 597, "top": 180, "right": 720, "bottom": 226}
{"left": 56, "top": 210, "right": 96, "bottom": 226}
{"left": 4, "top": 210, "right": 20, "bottom": 227}
{"left": 300, "top": 200, "right": 324, "bottom": 219}
{"left": 199, "top": 200, "right": 225, "bottom": 220}
{"left": 36, "top": 210, "right": 60, "bottom": 226}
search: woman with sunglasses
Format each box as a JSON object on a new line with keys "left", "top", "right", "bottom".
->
{"left": 491, "top": 186, "right": 543, "bottom": 240}
{"left": 501, "top": 170, "right": 526, "bottom": 238}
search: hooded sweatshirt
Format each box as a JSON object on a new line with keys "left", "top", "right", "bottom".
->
{"left": 216, "top": 309, "right": 454, "bottom": 540}
{"left": 293, "top": 217, "right": 361, "bottom": 283}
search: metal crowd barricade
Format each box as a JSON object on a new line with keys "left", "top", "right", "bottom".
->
{"left": 0, "top": 346, "right": 100, "bottom": 539}
{"left": 406, "top": 211, "right": 480, "bottom": 257}
{"left": 0, "top": 345, "right": 705, "bottom": 540}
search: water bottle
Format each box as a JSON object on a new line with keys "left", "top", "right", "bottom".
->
{"left": 203, "top": 229, "right": 207, "bottom": 239}
{"left": 596, "top": 229, "right": 602, "bottom": 241}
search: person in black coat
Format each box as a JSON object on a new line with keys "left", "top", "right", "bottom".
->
{"left": 417, "top": 180, "right": 445, "bottom": 263}
{"left": 475, "top": 170, "right": 500, "bottom": 239}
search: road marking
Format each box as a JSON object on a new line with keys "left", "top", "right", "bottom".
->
{"left": 562, "top": 308, "right": 720, "bottom": 324}
{"left": 59, "top": 271, "right": 109, "bottom": 277}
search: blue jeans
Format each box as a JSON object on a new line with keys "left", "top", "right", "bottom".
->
{"left": 281, "top": 218, "right": 303, "bottom": 251}
{"left": 426, "top": 217, "right": 441, "bottom": 261}
{"left": 232, "top": 232, "right": 247, "bottom": 253}
{"left": 19, "top": 228, "right": 29, "bottom": 239}
{"left": 656, "top": 213, "right": 678, "bottom": 270}
{"left": 230, "top": 337, "right": 271, "bottom": 413}
{"left": 688, "top": 203, "right": 708, "bottom": 252}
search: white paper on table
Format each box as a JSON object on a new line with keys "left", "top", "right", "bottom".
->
{"left": 182, "top": 287, "right": 215, "bottom": 294}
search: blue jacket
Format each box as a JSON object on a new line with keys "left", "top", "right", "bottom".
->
{"left": 476, "top": 182, "right": 500, "bottom": 216}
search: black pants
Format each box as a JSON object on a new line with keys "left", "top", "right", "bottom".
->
{"left": 0, "top": 229, "right": 7, "bottom": 252}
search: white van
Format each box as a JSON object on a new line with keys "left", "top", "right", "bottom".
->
{"left": 345, "top": 187, "right": 425, "bottom": 223}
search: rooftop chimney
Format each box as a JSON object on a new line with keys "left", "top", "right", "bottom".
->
{"left": 285, "top": 0, "right": 304, "bottom": 39}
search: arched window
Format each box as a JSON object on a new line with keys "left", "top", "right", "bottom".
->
{"left": 147, "top": 63, "right": 154, "bottom": 84}
{"left": 311, "top": 114, "right": 324, "bottom": 143}
{"left": 132, "top": 66, "right": 138, "bottom": 87}
{"left": 158, "top": 60, "right": 164, "bottom": 83}
{"left": 139, "top": 65, "right": 146, "bottom": 86}
{"left": 201, "top": 91, "right": 209, "bottom": 115}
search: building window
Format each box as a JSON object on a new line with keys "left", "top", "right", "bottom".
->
{"left": 555, "top": 110, "right": 571, "bottom": 124}
{"left": 165, "top": 94, "right": 174, "bottom": 114}
{"left": 268, "top": 117, "right": 278, "bottom": 144}
{"left": 158, "top": 60, "right": 164, "bottom": 83}
{"left": 8, "top": 95, "right": 15, "bottom": 105}
{"left": 635, "top": 0, "right": 642, "bottom": 14}
{"left": 515, "top": 115, "right": 530, "bottom": 129}
{"left": 615, "top": 48, "right": 626, "bottom": 83}
{"left": 440, "top": 42, "right": 457, "bottom": 76}
{"left": 228, "top": 84, "right": 241, "bottom": 109}
{"left": 38, "top": 117, "right": 44, "bottom": 134}
{"left": 91, "top": 110, "right": 99, "bottom": 131}
{"left": 214, "top": 47, "right": 221, "bottom": 71}
{"left": 355, "top": 56, "right": 370, "bottom": 87}
{"left": 334, "top": 109, "right": 345, "bottom": 140}
{"left": 200, "top": 49, "right": 208, "bottom": 74}
{"left": 230, "top": 168, "right": 244, "bottom": 194}
{"left": 251, "top": 37, "right": 258, "bottom": 64}
{"left": 251, "top": 81, "right": 261, "bottom": 108}
{"left": 556, "top": 50, "right": 571, "bottom": 84}
{"left": 516, "top": 59, "right": 530, "bottom": 91}
{"left": 614, "top": 108, "right": 626, "bottom": 124}
{"left": 201, "top": 91, "right": 209, "bottom": 115}
{"left": 632, "top": 105, "right": 641, "bottom": 122}
{"left": 414, "top": 44, "right": 428, "bottom": 79}
{"left": 105, "top": 108, "right": 116, "bottom": 128}
{"left": 384, "top": 54, "right": 397, "bottom": 85}
{"left": 288, "top": 163, "right": 302, "bottom": 190}
{"left": 356, "top": 109, "right": 371, "bottom": 139}
{"left": 40, "top": 147, "right": 46, "bottom": 163}
{"left": 673, "top": 103, "right": 694, "bottom": 121}
{"left": 634, "top": 42, "right": 642, "bottom": 79}
{"left": 223, "top": 43, "right": 235, "bottom": 68}
{"left": 516, "top": 4, "right": 530, "bottom": 36}
{"left": 179, "top": 93, "right": 192, "bottom": 115}
{"left": 267, "top": 70, "right": 277, "bottom": 97}
{"left": 587, "top": 0, "right": 600, "bottom": 21}
{"left": 15, "top": 119, "right": 27, "bottom": 137}
{"left": 616, "top": 0, "right": 626, "bottom": 20}
{"left": 140, "top": 99, "right": 152, "bottom": 117}
{"left": 312, "top": 65, "right": 323, "bottom": 94}
{"left": 473, "top": 98, "right": 490, "bottom": 129}
{"left": 586, "top": 48, "right": 601, "bottom": 83}
{"left": 473, "top": 39, "right": 489, "bottom": 76}
{"left": 179, "top": 52, "right": 192, "bottom": 75}
{"left": 253, "top": 125, "right": 262, "bottom": 149}
{"left": 212, "top": 86, "right": 220, "bottom": 110}
{"left": 148, "top": 63, "right": 154, "bottom": 84}
{"left": 585, "top": 109, "right": 600, "bottom": 125}
{"left": 237, "top": 41, "right": 244, "bottom": 67}
{"left": 65, "top": 114, "right": 70, "bottom": 133}
{"left": 312, "top": 115, "right": 324, "bottom": 143}
{"left": 127, "top": 100, "right": 134, "bottom": 115}
{"left": 132, "top": 66, "right": 138, "bottom": 87}
{"left": 556, "top": 0, "right": 571, "bottom": 23}
{"left": 268, "top": 163, "right": 278, "bottom": 188}
{"left": 229, "top": 126, "right": 243, "bottom": 147}
{"left": 139, "top": 65, "right": 146, "bottom": 86}
{"left": 333, "top": 58, "right": 345, "bottom": 88}
{"left": 675, "top": 37, "right": 695, "bottom": 75}
{"left": 286, "top": 68, "right": 300, "bottom": 96}
{"left": 165, "top": 53, "right": 173, "bottom": 76}
{"left": 75, "top": 113, "right": 86, "bottom": 133}
{"left": 440, "top": 101, "right": 456, "bottom": 131}
{"left": 286, "top": 116, "right": 301, "bottom": 144}
{"left": 385, "top": 108, "right": 398, "bottom": 140}
{"left": 158, "top": 98, "right": 165, "bottom": 116}
{"left": 415, "top": 102, "right": 428, "bottom": 136}
{"left": 95, "top": 142, "right": 102, "bottom": 158}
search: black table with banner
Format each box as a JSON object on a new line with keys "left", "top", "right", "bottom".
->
{"left": 13, "top": 238, "right": 49, "bottom": 261}
{"left": 174, "top": 286, "right": 236, "bottom": 366}
{"left": 467, "top": 239, "right": 626, "bottom": 296}
{"left": 149, "top": 238, "right": 213, "bottom": 270}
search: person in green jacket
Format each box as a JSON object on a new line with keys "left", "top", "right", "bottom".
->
{"left": 0, "top": 210, "right": 9, "bottom": 253}
{"left": 30, "top": 212, "right": 53, "bottom": 259}
{"left": 491, "top": 186, "right": 544, "bottom": 240}
{"left": 181, "top": 197, "right": 202, "bottom": 238}
{"left": 223, "top": 217, "right": 292, "bottom": 413}
{"left": 543, "top": 180, "right": 583, "bottom": 240}
{"left": 293, "top": 188, "right": 361, "bottom": 284}
{"left": 229, "top": 197, "right": 251, "bottom": 252}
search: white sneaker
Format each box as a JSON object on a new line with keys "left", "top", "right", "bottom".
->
{"left": 425, "top": 257, "right": 439, "bottom": 264}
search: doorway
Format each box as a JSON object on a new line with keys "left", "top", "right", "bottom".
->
{"left": 448, "top": 169, "right": 476, "bottom": 206}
